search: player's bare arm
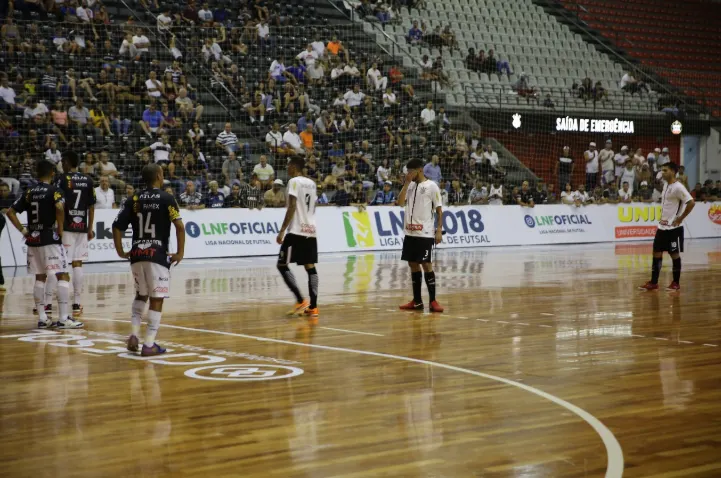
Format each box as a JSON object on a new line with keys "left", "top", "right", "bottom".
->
{"left": 55, "top": 201, "right": 65, "bottom": 237}
{"left": 277, "top": 195, "right": 296, "bottom": 244}
{"left": 88, "top": 204, "right": 95, "bottom": 240}
{"left": 672, "top": 199, "right": 695, "bottom": 227}
{"left": 170, "top": 218, "right": 185, "bottom": 266}
{"left": 397, "top": 170, "right": 416, "bottom": 207}
{"left": 6, "top": 207, "right": 29, "bottom": 238}
{"left": 435, "top": 206, "right": 443, "bottom": 245}
{"left": 112, "top": 227, "right": 129, "bottom": 259}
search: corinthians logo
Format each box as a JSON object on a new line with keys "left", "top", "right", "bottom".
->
{"left": 709, "top": 204, "right": 721, "bottom": 225}
{"left": 671, "top": 120, "right": 682, "bottom": 135}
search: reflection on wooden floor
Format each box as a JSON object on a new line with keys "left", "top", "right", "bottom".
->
{"left": 1, "top": 240, "right": 721, "bottom": 477}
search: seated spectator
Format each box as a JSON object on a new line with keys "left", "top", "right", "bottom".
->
{"left": 176, "top": 88, "right": 204, "bottom": 122}
{"left": 488, "top": 49, "right": 511, "bottom": 76}
{"left": 186, "top": 121, "right": 205, "bottom": 148}
{"left": 0, "top": 181, "right": 16, "bottom": 212}
{"left": 542, "top": 94, "right": 555, "bottom": 109}
{"left": 137, "top": 134, "right": 172, "bottom": 166}
{"left": 140, "top": 102, "right": 163, "bottom": 137}
{"left": 179, "top": 181, "right": 205, "bottom": 209}
{"left": 407, "top": 20, "right": 424, "bottom": 44}
{"left": 327, "top": 35, "right": 349, "bottom": 63}
{"left": 253, "top": 155, "right": 275, "bottom": 189}
{"left": 94, "top": 176, "right": 116, "bottom": 209}
{"left": 67, "top": 97, "right": 94, "bottom": 137}
{"left": 533, "top": 182, "right": 548, "bottom": 205}
{"left": 561, "top": 183, "right": 575, "bottom": 205}
{"left": 423, "top": 155, "right": 442, "bottom": 184}
{"left": 269, "top": 56, "right": 293, "bottom": 84}
{"left": 132, "top": 28, "right": 151, "bottom": 58}
{"left": 449, "top": 180, "right": 464, "bottom": 205}
{"left": 89, "top": 104, "right": 112, "bottom": 136}
{"left": 264, "top": 179, "right": 286, "bottom": 207}
{"left": 97, "top": 150, "right": 125, "bottom": 190}
{"left": 316, "top": 184, "right": 329, "bottom": 205}
{"left": 282, "top": 124, "right": 304, "bottom": 155}
{"left": 44, "top": 141, "right": 62, "bottom": 170}
{"left": 465, "top": 48, "right": 479, "bottom": 72}
{"left": 222, "top": 152, "right": 243, "bottom": 186}
{"left": 202, "top": 38, "right": 232, "bottom": 66}
{"left": 438, "top": 179, "right": 449, "bottom": 206}
{"left": 366, "top": 63, "right": 388, "bottom": 92}
{"left": 619, "top": 182, "right": 633, "bottom": 203}
{"left": 516, "top": 181, "right": 534, "bottom": 207}
{"left": 513, "top": 73, "right": 538, "bottom": 100}
{"left": 344, "top": 61, "right": 362, "bottom": 83}
{"left": 157, "top": 7, "right": 174, "bottom": 33}
{"left": 440, "top": 25, "right": 459, "bottom": 52}
{"left": 593, "top": 81, "right": 608, "bottom": 102}
{"left": 299, "top": 124, "right": 315, "bottom": 155}
{"left": 420, "top": 101, "right": 436, "bottom": 127}
{"left": 24, "top": 97, "right": 51, "bottom": 135}
{"left": 198, "top": 2, "right": 214, "bottom": 24}
{"left": 376, "top": 158, "right": 391, "bottom": 186}
{"left": 350, "top": 182, "right": 366, "bottom": 205}
{"left": 205, "top": 181, "right": 225, "bottom": 208}
{"left": 224, "top": 183, "right": 243, "bottom": 208}
{"left": 574, "top": 184, "right": 591, "bottom": 206}
{"left": 145, "top": 71, "right": 163, "bottom": 100}
{"left": 469, "top": 181, "right": 488, "bottom": 204}
{"left": 578, "top": 77, "right": 593, "bottom": 101}
{"left": 602, "top": 183, "right": 620, "bottom": 204}
{"left": 371, "top": 181, "right": 396, "bottom": 205}
{"left": 344, "top": 84, "right": 371, "bottom": 112}
{"left": 634, "top": 181, "right": 654, "bottom": 203}
{"left": 620, "top": 72, "right": 648, "bottom": 97}
{"left": 216, "top": 123, "right": 241, "bottom": 154}
{"left": 240, "top": 176, "right": 264, "bottom": 209}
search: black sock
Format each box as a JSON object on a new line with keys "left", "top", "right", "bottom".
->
{"left": 651, "top": 257, "right": 663, "bottom": 284}
{"left": 672, "top": 257, "right": 681, "bottom": 283}
{"left": 306, "top": 267, "right": 318, "bottom": 308}
{"left": 278, "top": 265, "right": 303, "bottom": 303}
{"left": 424, "top": 271, "right": 436, "bottom": 303}
{"left": 411, "top": 271, "right": 422, "bottom": 303}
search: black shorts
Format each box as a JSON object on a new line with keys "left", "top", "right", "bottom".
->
{"left": 278, "top": 233, "right": 318, "bottom": 266}
{"left": 653, "top": 227, "right": 684, "bottom": 254}
{"left": 401, "top": 236, "right": 435, "bottom": 263}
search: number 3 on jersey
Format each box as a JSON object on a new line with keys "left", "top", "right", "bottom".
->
{"left": 137, "top": 212, "right": 156, "bottom": 239}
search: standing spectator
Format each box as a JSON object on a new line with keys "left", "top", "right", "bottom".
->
{"left": 647, "top": 147, "right": 661, "bottom": 172}
{"left": 614, "top": 145, "right": 630, "bottom": 186}
{"left": 216, "top": 122, "right": 241, "bottom": 154}
{"left": 222, "top": 152, "right": 243, "bottom": 186}
{"left": 633, "top": 148, "right": 646, "bottom": 167}
{"left": 240, "top": 177, "right": 264, "bottom": 209}
{"left": 264, "top": 179, "right": 285, "bottom": 207}
{"left": 619, "top": 161, "right": 637, "bottom": 196}
{"left": 252, "top": 155, "right": 275, "bottom": 189}
{"left": 179, "top": 181, "right": 205, "bottom": 209}
{"left": 556, "top": 146, "right": 574, "bottom": 191}
{"left": 137, "top": 134, "right": 172, "bottom": 166}
{"left": 658, "top": 147, "right": 671, "bottom": 168}
{"left": 598, "top": 139, "right": 615, "bottom": 186}
{"left": 584, "top": 141, "right": 599, "bottom": 191}
{"left": 139, "top": 102, "right": 163, "bottom": 137}
{"left": 94, "top": 176, "right": 115, "bottom": 209}
{"left": 423, "top": 155, "right": 442, "bottom": 184}
{"left": 677, "top": 165, "right": 690, "bottom": 190}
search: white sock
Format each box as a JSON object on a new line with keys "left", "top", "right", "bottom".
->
{"left": 145, "top": 310, "right": 162, "bottom": 347}
{"left": 34, "top": 281, "right": 47, "bottom": 321}
{"left": 131, "top": 299, "right": 146, "bottom": 337}
{"left": 72, "top": 267, "right": 84, "bottom": 304}
{"left": 57, "top": 280, "right": 70, "bottom": 321}
{"left": 45, "top": 273, "right": 57, "bottom": 308}
{"left": 260, "top": 115, "right": 264, "bottom": 121}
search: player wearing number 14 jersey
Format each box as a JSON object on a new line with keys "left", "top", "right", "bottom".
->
{"left": 276, "top": 156, "right": 320, "bottom": 318}
{"left": 113, "top": 164, "right": 185, "bottom": 356}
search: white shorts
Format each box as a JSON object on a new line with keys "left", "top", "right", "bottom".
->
{"left": 131, "top": 262, "right": 171, "bottom": 299}
{"left": 27, "top": 244, "right": 69, "bottom": 275}
{"left": 63, "top": 231, "right": 89, "bottom": 262}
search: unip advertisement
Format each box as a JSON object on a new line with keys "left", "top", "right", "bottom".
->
{"left": 2, "top": 203, "right": 720, "bottom": 267}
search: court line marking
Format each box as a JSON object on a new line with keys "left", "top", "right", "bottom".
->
{"left": 703, "top": 344, "right": 718, "bottom": 347}
{"left": 80, "top": 316, "right": 624, "bottom": 478}
{"left": 319, "top": 327, "right": 384, "bottom": 337}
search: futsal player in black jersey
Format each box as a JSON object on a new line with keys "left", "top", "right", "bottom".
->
{"left": 113, "top": 163, "right": 185, "bottom": 356}
{"left": 6, "top": 160, "right": 84, "bottom": 329}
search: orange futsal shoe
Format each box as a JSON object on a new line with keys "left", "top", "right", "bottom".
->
{"left": 429, "top": 301, "right": 444, "bottom": 313}
{"left": 399, "top": 300, "right": 424, "bottom": 311}
{"left": 638, "top": 282, "right": 659, "bottom": 291}
{"left": 304, "top": 307, "right": 319, "bottom": 318}
{"left": 287, "top": 299, "right": 310, "bottom": 316}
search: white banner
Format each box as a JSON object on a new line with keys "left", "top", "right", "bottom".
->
{"left": 2, "top": 202, "right": 720, "bottom": 266}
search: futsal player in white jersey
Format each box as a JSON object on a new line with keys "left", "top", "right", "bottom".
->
{"left": 276, "top": 156, "right": 320, "bottom": 318}
{"left": 639, "top": 162, "right": 695, "bottom": 291}
{"left": 397, "top": 158, "right": 444, "bottom": 313}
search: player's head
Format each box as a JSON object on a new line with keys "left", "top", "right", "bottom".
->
{"left": 287, "top": 156, "right": 305, "bottom": 177}
{"left": 36, "top": 160, "right": 56, "bottom": 182}
{"left": 406, "top": 158, "right": 424, "bottom": 182}
{"left": 62, "top": 151, "right": 80, "bottom": 172}
{"left": 662, "top": 162, "right": 678, "bottom": 181}
{"left": 142, "top": 163, "right": 164, "bottom": 188}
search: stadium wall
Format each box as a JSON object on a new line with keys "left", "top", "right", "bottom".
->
{"left": 2, "top": 204, "right": 721, "bottom": 267}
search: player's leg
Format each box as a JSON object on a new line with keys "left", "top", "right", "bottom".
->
{"left": 34, "top": 273, "right": 52, "bottom": 327}
{"left": 0, "top": 214, "right": 5, "bottom": 288}
{"left": 140, "top": 262, "right": 169, "bottom": 356}
{"left": 639, "top": 231, "right": 665, "bottom": 290}
{"left": 69, "top": 231, "right": 89, "bottom": 314}
{"left": 277, "top": 234, "right": 308, "bottom": 315}
{"left": 53, "top": 242, "right": 83, "bottom": 328}
{"left": 400, "top": 237, "right": 424, "bottom": 310}
{"left": 38, "top": 272, "right": 56, "bottom": 317}
{"left": 421, "top": 239, "right": 443, "bottom": 312}
{"left": 301, "top": 237, "right": 319, "bottom": 318}
{"left": 128, "top": 262, "right": 149, "bottom": 352}
{"left": 71, "top": 260, "right": 84, "bottom": 314}
{"left": 667, "top": 228, "right": 684, "bottom": 291}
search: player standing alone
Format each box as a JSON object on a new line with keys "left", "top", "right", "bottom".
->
{"left": 113, "top": 164, "right": 185, "bottom": 356}
{"left": 6, "top": 160, "right": 84, "bottom": 328}
{"left": 276, "top": 156, "right": 320, "bottom": 318}
{"left": 398, "top": 158, "right": 444, "bottom": 312}
{"left": 639, "top": 162, "right": 695, "bottom": 291}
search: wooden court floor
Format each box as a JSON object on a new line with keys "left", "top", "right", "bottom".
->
{"left": 1, "top": 240, "right": 721, "bottom": 478}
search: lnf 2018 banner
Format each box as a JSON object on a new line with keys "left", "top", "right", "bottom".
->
{"left": 2, "top": 203, "right": 721, "bottom": 266}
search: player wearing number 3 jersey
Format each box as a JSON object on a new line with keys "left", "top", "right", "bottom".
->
{"left": 276, "top": 156, "right": 320, "bottom": 319}
{"left": 398, "top": 158, "right": 444, "bottom": 313}
{"left": 113, "top": 163, "right": 185, "bottom": 356}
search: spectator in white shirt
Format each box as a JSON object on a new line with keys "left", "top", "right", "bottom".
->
{"left": 269, "top": 57, "right": 292, "bottom": 83}
{"left": 420, "top": 101, "right": 436, "bottom": 126}
{"left": 136, "top": 134, "right": 172, "bottom": 165}
{"left": 198, "top": 2, "right": 214, "bottom": 24}
{"left": 252, "top": 155, "right": 275, "bottom": 189}
{"left": 343, "top": 84, "right": 367, "bottom": 109}
{"left": 307, "top": 62, "right": 325, "bottom": 85}
{"left": 343, "top": 61, "right": 361, "bottom": 80}
{"left": 366, "top": 63, "right": 388, "bottom": 91}
{"left": 0, "top": 76, "right": 21, "bottom": 110}
{"left": 97, "top": 150, "right": 125, "bottom": 189}
{"left": 658, "top": 147, "right": 671, "bottom": 168}
{"left": 619, "top": 182, "right": 633, "bottom": 203}
{"left": 265, "top": 122, "right": 289, "bottom": 154}
{"left": 76, "top": 3, "right": 92, "bottom": 23}
{"left": 382, "top": 87, "right": 398, "bottom": 110}
{"left": 202, "top": 38, "right": 232, "bottom": 65}
{"left": 311, "top": 37, "right": 326, "bottom": 57}
{"left": 573, "top": 184, "right": 590, "bottom": 206}
{"left": 296, "top": 44, "right": 319, "bottom": 67}
{"left": 94, "top": 176, "right": 116, "bottom": 209}
{"left": 145, "top": 71, "right": 163, "bottom": 99}
{"left": 282, "top": 124, "right": 303, "bottom": 154}
{"left": 256, "top": 21, "right": 271, "bottom": 48}
{"left": 44, "top": 141, "right": 62, "bottom": 170}
{"left": 132, "top": 28, "right": 151, "bottom": 57}
{"left": 157, "top": 8, "right": 174, "bottom": 33}
{"left": 560, "top": 183, "right": 575, "bottom": 205}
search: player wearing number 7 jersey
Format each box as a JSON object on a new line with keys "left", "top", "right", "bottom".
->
{"left": 276, "top": 156, "right": 320, "bottom": 319}
{"left": 113, "top": 164, "right": 185, "bottom": 356}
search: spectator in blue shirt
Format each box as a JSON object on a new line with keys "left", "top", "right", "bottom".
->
{"left": 205, "top": 180, "right": 225, "bottom": 208}
{"left": 316, "top": 184, "right": 329, "bottom": 205}
{"left": 297, "top": 112, "right": 312, "bottom": 133}
{"left": 140, "top": 102, "right": 163, "bottom": 137}
{"left": 370, "top": 181, "right": 396, "bottom": 205}
{"left": 327, "top": 142, "right": 345, "bottom": 159}
{"left": 286, "top": 60, "right": 307, "bottom": 85}
{"left": 408, "top": 21, "right": 423, "bottom": 44}
{"left": 213, "top": 7, "right": 230, "bottom": 24}
{"left": 423, "top": 155, "right": 442, "bottom": 184}
{"left": 332, "top": 178, "right": 351, "bottom": 206}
